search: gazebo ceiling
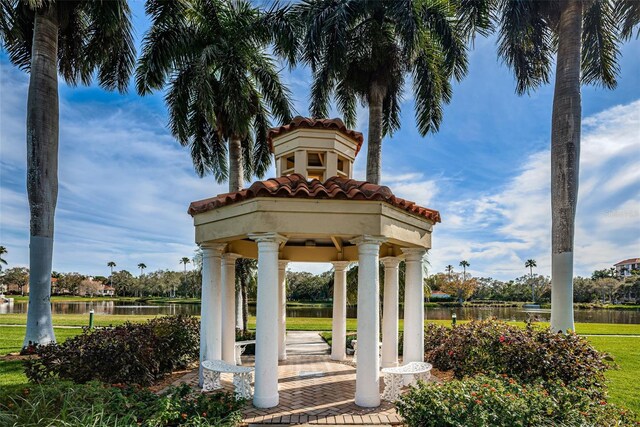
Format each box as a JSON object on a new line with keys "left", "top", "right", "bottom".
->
{"left": 189, "top": 174, "right": 440, "bottom": 262}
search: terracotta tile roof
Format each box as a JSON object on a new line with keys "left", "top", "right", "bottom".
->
{"left": 268, "top": 116, "right": 364, "bottom": 155}
{"left": 188, "top": 173, "right": 440, "bottom": 223}
{"left": 614, "top": 258, "right": 640, "bottom": 266}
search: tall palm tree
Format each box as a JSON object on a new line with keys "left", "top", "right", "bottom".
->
{"left": 180, "top": 257, "right": 191, "bottom": 273}
{"left": 525, "top": 259, "right": 538, "bottom": 304}
{"left": 107, "top": 261, "right": 116, "bottom": 288}
{"left": 525, "top": 259, "right": 537, "bottom": 278}
{"left": 138, "top": 263, "right": 147, "bottom": 276}
{"left": 137, "top": 0, "right": 295, "bottom": 328}
{"left": 459, "top": 260, "right": 470, "bottom": 280}
{"left": 445, "top": 264, "right": 454, "bottom": 281}
{"left": 136, "top": 0, "right": 295, "bottom": 192}
{"left": 495, "top": 0, "right": 638, "bottom": 332}
{"left": 1, "top": 0, "right": 135, "bottom": 348}
{"left": 296, "top": 0, "right": 488, "bottom": 183}
{"left": 0, "top": 246, "right": 7, "bottom": 271}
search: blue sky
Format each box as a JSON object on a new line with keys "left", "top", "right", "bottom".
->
{"left": 1, "top": 2, "right": 639, "bottom": 280}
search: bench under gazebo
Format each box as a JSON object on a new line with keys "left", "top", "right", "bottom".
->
{"left": 188, "top": 117, "right": 440, "bottom": 408}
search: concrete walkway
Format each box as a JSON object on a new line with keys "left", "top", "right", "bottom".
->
{"left": 286, "top": 331, "right": 331, "bottom": 356}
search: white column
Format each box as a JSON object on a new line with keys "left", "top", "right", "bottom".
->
{"left": 352, "top": 235, "right": 385, "bottom": 408}
{"left": 249, "top": 232, "right": 287, "bottom": 408}
{"left": 199, "top": 243, "right": 225, "bottom": 386}
{"left": 402, "top": 248, "right": 427, "bottom": 364}
{"left": 222, "top": 253, "right": 241, "bottom": 364}
{"left": 278, "top": 260, "right": 289, "bottom": 361}
{"left": 381, "top": 257, "right": 400, "bottom": 368}
{"left": 331, "top": 261, "right": 350, "bottom": 361}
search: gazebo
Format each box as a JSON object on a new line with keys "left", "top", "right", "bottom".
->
{"left": 188, "top": 117, "right": 440, "bottom": 409}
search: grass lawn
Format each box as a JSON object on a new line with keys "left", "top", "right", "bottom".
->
{"left": 587, "top": 336, "right": 640, "bottom": 413}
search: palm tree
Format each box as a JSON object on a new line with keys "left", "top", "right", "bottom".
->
{"left": 137, "top": 0, "right": 295, "bottom": 328}
{"left": 525, "top": 259, "right": 537, "bottom": 278}
{"left": 1, "top": 0, "right": 135, "bottom": 348}
{"left": 107, "top": 261, "right": 116, "bottom": 288}
{"left": 459, "top": 260, "right": 470, "bottom": 280}
{"left": 0, "top": 246, "right": 7, "bottom": 271}
{"left": 138, "top": 263, "right": 147, "bottom": 277}
{"left": 296, "top": 0, "right": 488, "bottom": 183}
{"left": 495, "top": 0, "right": 638, "bottom": 332}
{"left": 180, "top": 257, "right": 191, "bottom": 273}
{"left": 525, "top": 259, "right": 538, "bottom": 304}
{"left": 445, "top": 265, "right": 454, "bottom": 282}
{"left": 136, "top": 0, "right": 295, "bottom": 192}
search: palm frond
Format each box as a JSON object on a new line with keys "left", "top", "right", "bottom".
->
{"left": 83, "top": 0, "right": 136, "bottom": 93}
{"left": 497, "top": 0, "right": 553, "bottom": 95}
{"left": 582, "top": 0, "right": 620, "bottom": 89}
{"left": 1, "top": 0, "right": 35, "bottom": 70}
{"left": 136, "top": 0, "right": 191, "bottom": 94}
{"left": 252, "top": 108, "right": 273, "bottom": 179}
{"left": 412, "top": 41, "right": 451, "bottom": 136}
{"left": 615, "top": 0, "right": 640, "bottom": 39}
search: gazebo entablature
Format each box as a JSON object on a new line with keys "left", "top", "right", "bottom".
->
{"left": 192, "top": 198, "right": 434, "bottom": 262}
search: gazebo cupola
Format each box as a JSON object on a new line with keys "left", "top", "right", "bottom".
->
{"left": 270, "top": 116, "right": 364, "bottom": 180}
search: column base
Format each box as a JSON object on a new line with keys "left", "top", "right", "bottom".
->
{"left": 331, "top": 353, "right": 346, "bottom": 361}
{"left": 355, "top": 394, "right": 381, "bottom": 408}
{"left": 253, "top": 394, "right": 279, "bottom": 408}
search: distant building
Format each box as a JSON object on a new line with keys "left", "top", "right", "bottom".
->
{"left": 430, "top": 291, "right": 451, "bottom": 299}
{"left": 614, "top": 258, "right": 640, "bottom": 277}
{"left": 99, "top": 285, "right": 115, "bottom": 297}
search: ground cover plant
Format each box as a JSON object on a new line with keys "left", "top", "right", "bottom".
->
{"left": 424, "top": 320, "right": 609, "bottom": 391}
{"left": 24, "top": 315, "right": 199, "bottom": 386}
{"left": 0, "top": 381, "right": 243, "bottom": 427}
{"left": 396, "top": 375, "right": 639, "bottom": 427}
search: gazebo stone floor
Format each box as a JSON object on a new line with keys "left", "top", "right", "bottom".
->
{"left": 174, "top": 355, "right": 404, "bottom": 425}
{"left": 168, "top": 332, "right": 437, "bottom": 425}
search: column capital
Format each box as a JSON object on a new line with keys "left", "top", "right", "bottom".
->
{"left": 248, "top": 232, "right": 288, "bottom": 245}
{"left": 401, "top": 247, "right": 427, "bottom": 261}
{"left": 222, "top": 252, "right": 242, "bottom": 265}
{"left": 200, "top": 243, "right": 226, "bottom": 257}
{"left": 350, "top": 235, "right": 386, "bottom": 247}
{"left": 331, "top": 261, "right": 351, "bottom": 271}
{"left": 380, "top": 256, "right": 401, "bottom": 269}
{"left": 278, "top": 260, "right": 289, "bottom": 269}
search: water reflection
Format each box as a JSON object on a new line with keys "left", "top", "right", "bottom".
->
{"left": 1, "top": 300, "right": 638, "bottom": 324}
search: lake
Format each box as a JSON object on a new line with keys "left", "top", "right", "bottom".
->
{"left": 1, "top": 300, "right": 638, "bottom": 324}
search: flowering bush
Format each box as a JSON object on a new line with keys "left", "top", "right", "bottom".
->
{"left": 0, "top": 381, "right": 243, "bottom": 426}
{"left": 24, "top": 315, "right": 199, "bottom": 386}
{"left": 396, "top": 375, "right": 638, "bottom": 427}
{"left": 424, "top": 320, "right": 609, "bottom": 391}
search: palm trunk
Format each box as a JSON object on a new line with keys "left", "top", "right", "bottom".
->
{"left": 228, "top": 137, "right": 244, "bottom": 193}
{"left": 242, "top": 278, "right": 249, "bottom": 332}
{"left": 235, "top": 282, "right": 243, "bottom": 330}
{"left": 550, "top": 0, "right": 582, "bottom": 333}
{"left": 23, "top": 6, "right": 59, "bottom": 349}
{"left": 227, "top": 137, "right": 245, "bottom": 329}
{"left": 366, "top": 83, "right": 385, "bottom": 184}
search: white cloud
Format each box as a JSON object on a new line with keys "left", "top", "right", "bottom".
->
{"left": 427, "top": 100, "right": 640, "bottom": 280}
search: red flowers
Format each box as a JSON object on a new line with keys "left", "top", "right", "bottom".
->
{"left": 448, "top": 350, "right": 454, "bottom": 356}
{"left": 499, "top": 335, "right": 506, "bottom": 343}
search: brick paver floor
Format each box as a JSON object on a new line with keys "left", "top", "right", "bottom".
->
{"left": 168, "top": 332, "right": 434, "bottom": 425}
{"left": 171, "top": 354, "right": 435, "bottom": 425}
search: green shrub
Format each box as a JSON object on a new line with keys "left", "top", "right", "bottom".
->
{"left": 24, "top": 315, "right": 199, "bottom": 386}
{"left": 396, "top": 375, "right": 638, "bottom": 427}
{"left": 424, "top": 320, "right": 609, "bottom": 391}
{"left": 0, "top": 381, "right": 243, "bottom": 427}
